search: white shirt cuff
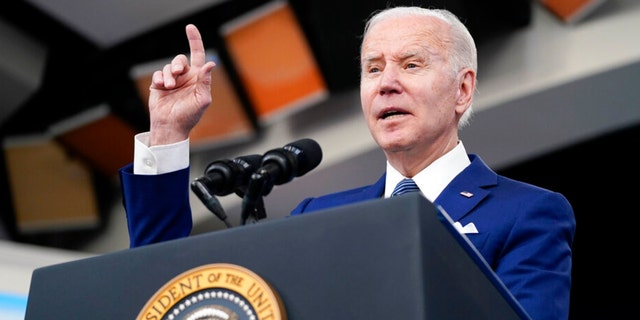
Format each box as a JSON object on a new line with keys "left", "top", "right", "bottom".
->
{"left": 133, "top": 132, "right": 189, "bottom": 175}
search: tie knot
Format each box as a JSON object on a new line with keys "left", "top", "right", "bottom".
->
{"left": 391, "top": 178, "right": 420, "bottom": 197}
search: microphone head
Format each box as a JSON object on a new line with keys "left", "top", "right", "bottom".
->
{"left": 231, "top": 154, "right": 263, "bottom": 172}
{"left": 284, "top": 138, "right": 322, "bottom": 177}
{"left": 204, "top": 154, "right": 262, "bottom": 176}
{"left": 202, "top": 154, "right": 263, "bottom": 196}
{"left": 257, "top": 138, "right": 323, "bottom": 186}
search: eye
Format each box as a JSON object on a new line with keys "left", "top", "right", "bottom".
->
{"left": 369, "top": 66, "right": 381, "bottom": 73}
{"left": 406, "top": 63, "right": 418, "bottom": 69}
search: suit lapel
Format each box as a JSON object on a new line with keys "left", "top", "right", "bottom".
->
{"left": 434, "top": 154, "right": 497, "bottom": 222}
{"left": 363, "top": 173, "right": 386, "bottom": 198}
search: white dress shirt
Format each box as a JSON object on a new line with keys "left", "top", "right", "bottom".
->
{"left": 133, "top": 132, "right": 189, "bottom": 175}
{"left": 384, "top": 142, "right": 471, "bottom": 202}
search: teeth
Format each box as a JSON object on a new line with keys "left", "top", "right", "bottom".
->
{"left": 383, "top": 111, "right": 402, "bottom": 119}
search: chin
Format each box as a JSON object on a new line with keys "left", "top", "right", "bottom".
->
{"left": 376, "top": 137, "right": 411, "bottom": 153}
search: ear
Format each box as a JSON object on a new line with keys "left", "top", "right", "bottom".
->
{"left": 454, "top": 68, "right": 476, "bottom": 115}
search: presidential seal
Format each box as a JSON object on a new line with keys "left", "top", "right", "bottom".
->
{"left": 137, "top": 263, "right": 286, "bottom": 320}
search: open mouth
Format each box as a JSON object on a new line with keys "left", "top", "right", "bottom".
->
{"left": 380, "top": 110, "right": 408, "bottom": 119}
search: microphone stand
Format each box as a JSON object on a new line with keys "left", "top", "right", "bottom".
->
{"left": 241, "top": 173, "right": 270, "bottom": 225}
{"left": 241, "top": 197, "right": 266, "bottom": 225}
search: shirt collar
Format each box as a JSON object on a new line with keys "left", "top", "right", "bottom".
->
{"left": 385, "top": 141, "right": 471, "bottom": 201}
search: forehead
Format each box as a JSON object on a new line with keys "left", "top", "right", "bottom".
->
{"left": 361, "top": 15, "right": 450, "bottom": 56}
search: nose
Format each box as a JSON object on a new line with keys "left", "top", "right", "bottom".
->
{"left": 378, "top": 66, "right": 402, "bottom": 96}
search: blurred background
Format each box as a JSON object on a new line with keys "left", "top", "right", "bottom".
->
{"left": 0, "top": 0, "right": 638, "bottom": 318}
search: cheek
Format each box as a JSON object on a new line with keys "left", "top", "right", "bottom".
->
{"left": 426, "top": 83, "right": 458, "bottom": 113}
{"left": 360, "top": 83, "right": 375, "bottom": 112}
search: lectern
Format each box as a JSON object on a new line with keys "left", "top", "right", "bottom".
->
{"left": 25, "top": 193, "right": 530, "bottom": 319}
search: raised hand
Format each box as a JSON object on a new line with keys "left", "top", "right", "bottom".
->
{"left": 148, "top": 24, "right": 216, "bottom": 146}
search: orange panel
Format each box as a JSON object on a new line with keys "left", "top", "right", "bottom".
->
{"left": 541, "top": 0, "right": 607, "bottom": 23}
{"left": 52, "top": 107, "right": 135, "bottom": 177}
{"left": 221, "top": 1, "right": 328, "bottom": 123}
{"left": 3, "top": 137, "right": 100, "bottom": 233}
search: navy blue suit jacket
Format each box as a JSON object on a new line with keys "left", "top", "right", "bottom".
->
{"left": 120, "top": 154, "right": 575, "bottom": 320}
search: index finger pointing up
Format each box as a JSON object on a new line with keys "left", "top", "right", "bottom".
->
{"left": 186, "top": 24, "right": 206, "bottom": 68}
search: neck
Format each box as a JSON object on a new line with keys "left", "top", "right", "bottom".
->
{"left": 386, "top": 138, "right": 459, "bottom": 177}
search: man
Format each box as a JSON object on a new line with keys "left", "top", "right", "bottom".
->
{"left": 120, "top": 7, "right": 575, "bottom": 320}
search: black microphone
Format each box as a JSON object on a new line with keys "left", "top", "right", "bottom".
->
{"left": 192, "top": 154, "right": 263, "bottom": 196}
{"left": 191, "top": 154, "right": 262, "bottom": 227}
{"left": 253, "top": 138, "right": 323, "bottom": 187}
{"left": 190, "top": 181, "right": 232, "bottom": 228}
{"left": 241, "top": 138, "right": 322, "bottom": 224}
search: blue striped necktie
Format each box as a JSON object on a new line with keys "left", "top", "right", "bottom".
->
{"left": 391, "top": 178, "right": 420, "bottom": 197}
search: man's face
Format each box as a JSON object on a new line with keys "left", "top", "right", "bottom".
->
{"left": 360, "top": 15, "right": 467, "bottom": 161}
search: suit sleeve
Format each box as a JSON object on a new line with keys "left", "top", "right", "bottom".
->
{"left": 119, "top": 163, "right": 193, "bottom": 247}
{"left": 494, "top": 191, "right": 575, "bottom": 320}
